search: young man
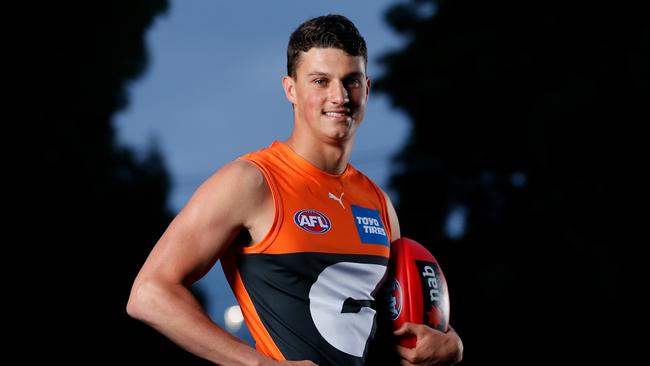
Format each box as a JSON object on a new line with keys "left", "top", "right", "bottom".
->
{"left": 127, "top": 15, "right": 463, "bottom": 366}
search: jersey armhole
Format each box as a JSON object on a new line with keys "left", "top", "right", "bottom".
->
{"left": 368, "top": 180, "right": 393, "bottom": 243}
{"left": 237, "top": 157, "right": 283, "bottom": 254}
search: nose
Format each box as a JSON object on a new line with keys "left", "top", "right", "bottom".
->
{"left": 329, "top": 81, "right": 349, "bottom": 105}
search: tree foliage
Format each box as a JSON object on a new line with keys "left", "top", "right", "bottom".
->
{"left": 20, "top": 1, "right": 210, "bottom": 363}
{"left": 377, "top": 0, "right": 646, "bottom": 363}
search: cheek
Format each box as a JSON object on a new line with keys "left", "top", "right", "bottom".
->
{"left": 352, "top": 90, "right": 367, "bottom": 107}
{"left": 302, "top": 92, "right": 325, "bottom": 113}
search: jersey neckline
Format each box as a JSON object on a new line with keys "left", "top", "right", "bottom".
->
{"left": 271, "top": 141, "right": 354, "bottom": 181}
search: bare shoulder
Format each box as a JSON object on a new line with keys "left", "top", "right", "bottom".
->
{"left": 194, "top": 160, "right": 265, "bottom": 200}
{"left": 202, "top": 159, "right": 264, "bottom": 192}
{"left": 129, "top": 159, "right": 271, "bottom": 287}
{"left": 379, "top": 188, "right": 401, "bottom": 240}
{"left": 179, "top": 159, "right": 269, "bottom": 228}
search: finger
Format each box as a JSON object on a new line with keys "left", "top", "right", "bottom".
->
{"left": 446, "top": 325, "right": 457, "bottom": 336}
{"left": 394, "top": 322, "right": 414, "bottom": 336}
{"left": 399, "top": 359, "right": 416, "bottom": 366}
{"left": 396, "top": 344, "right": 417, "bottom": 361}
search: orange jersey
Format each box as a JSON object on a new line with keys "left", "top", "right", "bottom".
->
{"left": 221, "top": 141, "right": 393, "bottom": 365}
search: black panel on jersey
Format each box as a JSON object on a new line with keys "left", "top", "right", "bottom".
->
{"left": 365, "top": 278, "right": 402, "bottom": 365}
{"left": 237, "top": 252, "right": 388, "bottom": 366}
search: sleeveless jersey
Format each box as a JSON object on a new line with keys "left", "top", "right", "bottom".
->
{"left": 221, "top": 141, "right": 393, "bottom": 365}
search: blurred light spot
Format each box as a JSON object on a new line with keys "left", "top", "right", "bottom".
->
{"left": 444, "top": 205, "right": 467, "bottom": 240}
{"left": 224, "top": 305, "right": 244, "bottom": 332}
{"left": 511, "top": 171, "right": 527, "bottom": 188}
{"left": 416, "top": 1, "right": 438, "bottom": 18}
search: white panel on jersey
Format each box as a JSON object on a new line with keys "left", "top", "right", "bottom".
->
{"left": 309, "top": 262, "right": 387, "bottom": 357}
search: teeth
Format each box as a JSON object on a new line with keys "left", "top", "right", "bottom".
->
{"left": 325, "top": 112, "right": 346, "bottom": 117}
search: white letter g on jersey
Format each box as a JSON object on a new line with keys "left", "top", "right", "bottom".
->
{"left": 309, "top": 262, "right": 387, "bottom": 357}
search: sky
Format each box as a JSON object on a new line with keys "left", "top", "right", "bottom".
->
{"left": 115, "top": 0, "right": 411, "bottom": 343}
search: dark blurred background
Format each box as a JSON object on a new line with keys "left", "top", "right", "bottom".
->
{"left": 18, "top": 0, "right": 645, "bottom": 364}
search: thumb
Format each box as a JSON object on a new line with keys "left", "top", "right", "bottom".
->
{"left": 393, "top": 322, "right": 414, "bottom": 336}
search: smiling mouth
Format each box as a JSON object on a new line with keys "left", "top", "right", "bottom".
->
{"left": 323, "top": 109, "right": 352, "bottom": 119}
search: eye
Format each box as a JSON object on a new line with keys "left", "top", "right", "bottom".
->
{"left": 314, "top": 79, "right": 328, "bottom": 87}
{"left": 346, "top": 79, "right": 361, "bottom": 88}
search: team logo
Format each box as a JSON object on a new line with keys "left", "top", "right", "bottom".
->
{"left": 309, "top": 262, "right": 387, "bottom": 357}
{"left": 385, "top": 277, "right": 403, "bottom": 320}
{"left": 294, "top": 209, "right": 332, "bottom": 234}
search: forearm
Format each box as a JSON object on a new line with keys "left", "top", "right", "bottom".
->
{"left": 127, "top": 280, "right": 268, "bottom": 366}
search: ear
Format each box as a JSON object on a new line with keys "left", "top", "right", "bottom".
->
{"left": 282, "top": 75, "right": 297, "bottom": 105}
{"left": 365, "top": 77, "right": 371, "bottom": 103}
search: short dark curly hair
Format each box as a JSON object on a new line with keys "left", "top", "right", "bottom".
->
{"left": 287, "top": 14, "right": 367, "bottom": 78}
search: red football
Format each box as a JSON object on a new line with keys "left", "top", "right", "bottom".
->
{"left": 385, "top": 237, "right": 450, "bottom": 348}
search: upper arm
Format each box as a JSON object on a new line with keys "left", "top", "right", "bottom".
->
{"left": 381, "top": 189, "right": 401, "bottom": 241}
{"left": 134, "top": 160, "right": 268, "bottom": 287}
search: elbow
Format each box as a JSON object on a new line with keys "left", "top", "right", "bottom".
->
{"left": 126, "top": 279, "right": 156, "bottom": 322}
{"left": 126, "top": 285, "right": 143, "bottom": 320}
{"left": 126, "top": 293, "right": 141, "bottom": 320}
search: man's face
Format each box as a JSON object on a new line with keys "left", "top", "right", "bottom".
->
{"left": 283, "top": 48, "right": 370, "bottom": 144}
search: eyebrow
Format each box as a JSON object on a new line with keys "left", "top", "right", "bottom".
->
{"left": 306, "top": 71, "right": 365, "bottom": 78}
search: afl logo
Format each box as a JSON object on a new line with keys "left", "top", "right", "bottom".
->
{"left": 294, "top": 209, "right": 331, "bottom": 234}
{"left": 385, "top": 277, "right": 403, "bottom": 320}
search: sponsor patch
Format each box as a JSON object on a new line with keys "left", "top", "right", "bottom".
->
{"left": 350, "top": 205, "right": 389, "bottom": 245}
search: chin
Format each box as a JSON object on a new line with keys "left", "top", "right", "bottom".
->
{"left": 325, "top": 128, "right": 356, "bottom": 143}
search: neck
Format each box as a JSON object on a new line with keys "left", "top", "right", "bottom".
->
{"left": 285, "top": 133, "right": 354, "bottom": 175}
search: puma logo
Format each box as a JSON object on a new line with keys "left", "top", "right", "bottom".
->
{"left": 328, "top": 192, "right": 345, "bottom": 209}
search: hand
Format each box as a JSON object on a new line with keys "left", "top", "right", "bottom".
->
{"left": 394, "top": 323, "right": 463, "bottom": 366}
{"left": 257, "top": 352, "right": 318, "bottom": 366}
{"left": 265, "top": 360, "right": 318, "bottom": 366}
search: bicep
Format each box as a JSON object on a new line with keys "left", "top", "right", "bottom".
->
{"left": 136, "top": 160, "right": 266, "bottom": 286}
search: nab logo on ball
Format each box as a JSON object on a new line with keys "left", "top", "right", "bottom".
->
{"left": 385, "top": 277, "right": 403, "bottom": 320}
{"left": 416, "top": 260, "right": 450, "bottom": 331}
{"left": 294, "top": 209, "right": 331, "bottom": 234}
